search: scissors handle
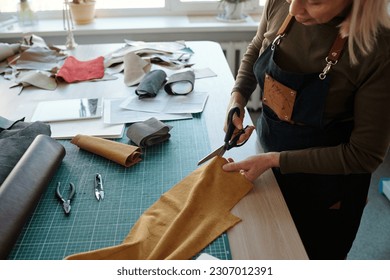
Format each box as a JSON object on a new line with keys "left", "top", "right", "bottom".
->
{"left": 226, "top": 125, "right": 249, "bottom": 150}
{"left": 224, "top": 107, "right": 240, "bottom": 143}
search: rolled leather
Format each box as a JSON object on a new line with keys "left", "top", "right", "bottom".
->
{"left": 164, "top": 69, "right": 195, "bottom": 95}
{"left": 0, "top": 134, "right": 65, "bottom": 259}
{"left": 135, "top": 69, "right": 167, "bottom": 99}
{"left": 71, "top": 134, "right": 142, "bottom": 167}
{"left": 126, "top": 117, "right": 172, "bottom": 147}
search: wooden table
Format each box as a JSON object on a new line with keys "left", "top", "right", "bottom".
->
{"left": 0, "top": 41, "right": 307, "bottom": 259}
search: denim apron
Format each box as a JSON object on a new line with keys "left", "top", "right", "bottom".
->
{"left": 254, "top": 15, "right": 370, "bottom": 259}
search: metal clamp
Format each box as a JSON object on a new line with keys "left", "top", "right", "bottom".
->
{"left": 319, "top": 57, "right": 338, "bottom": 80}
{"left": 271, "top": 34, "right": 285, "bottom": 50}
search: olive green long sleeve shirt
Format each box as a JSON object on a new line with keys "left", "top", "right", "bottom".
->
{"left": 233, "top": 0, "right": 390, "bottom": 174}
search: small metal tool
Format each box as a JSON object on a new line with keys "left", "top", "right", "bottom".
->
{"left": 94, "top": 173, "right": 104, "bottom": 201}
{"left": 56, "top": 182, "right": 76, "bottom": 215}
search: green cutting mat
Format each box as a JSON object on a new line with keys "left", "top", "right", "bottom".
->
{"left": 8, "top": 114, "right": 232, "bottom": 260}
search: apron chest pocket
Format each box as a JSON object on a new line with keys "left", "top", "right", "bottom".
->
{"left": 263, "top": 73, "right": 297, "bottom": 122}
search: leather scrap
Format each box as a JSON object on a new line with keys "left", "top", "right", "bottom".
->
{"left": 123, "top": 52, "right": 151, "bottom": 86}
{"left": 71, "top": 134, "right": 142, "bottom": 167}
{"left": 0, "top": 43, "right": 20, "bottom": 62}
{"left": 0, "top": 117, "right": 51, "bottom": 185}
{"left": 135, "top": 69, "right": 167, "bottom": 99}
{"left": 57, "top": 56, "right": 105, "bottom": 83}
{"left": 126, "top": 117, "right": 172, "bottom": 147}
{"left": 164, "top": 68, "right": 195, "bottom": 95}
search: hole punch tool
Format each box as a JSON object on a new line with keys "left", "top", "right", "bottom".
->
{"left": 198, "top": 107, "right": 249, "bottom": 165}
{"left": 94, "top": 173, "right": 104, "bottom": 201}
{"left": 56, "top": 182, "right": 76, "bottom": 215}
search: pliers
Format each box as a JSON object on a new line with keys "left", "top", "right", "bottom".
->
{"left": 56, "top": 182, "right": 76, "bottom": 215}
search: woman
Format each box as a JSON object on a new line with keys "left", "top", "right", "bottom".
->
{"left": 222, "top": 0, "right": 390, "bottom": 259}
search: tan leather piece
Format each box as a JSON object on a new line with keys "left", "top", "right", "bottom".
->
{"left": 329, "top": 201, "right": 341, "bottom": 210}
{"left": 71, "top": 134, "right": 142, "bottom": 167}
{"left": 276, "top": 13, "right": 294, "bottom": 36}
{"left": 65, "top": 156, "right": 253, "bottom": 260}
{"left": 263, "top": 73, "right": 296, "bottom": 122}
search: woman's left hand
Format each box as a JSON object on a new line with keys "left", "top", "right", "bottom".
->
{"left": 222, "top": 152, "right": 281, "bottom": 182}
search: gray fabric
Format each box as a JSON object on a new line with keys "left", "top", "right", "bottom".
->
{"left": 135, "top": 70, "right": 167, "bottom": 99}
{"left": 0, "top": 116, "right": 23, "bottom": 130}
{"left": 127, "top": 117, "right": 172, "bottom": 147}
{"left": 0, "top": 117, "right": 51, "bottom": 186}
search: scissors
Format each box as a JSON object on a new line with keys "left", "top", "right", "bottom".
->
{"left": 198, "top": 107, "right": 248, "bottom": 165}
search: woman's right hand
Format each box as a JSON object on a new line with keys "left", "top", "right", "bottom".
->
{"left": 224, "top": 91, "right": 255, "bottom": 144}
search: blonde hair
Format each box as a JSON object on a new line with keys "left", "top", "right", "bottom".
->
{"left": 340, "top": 0, "right": 390, "bottom": 65}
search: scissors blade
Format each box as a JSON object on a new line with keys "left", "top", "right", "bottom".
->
{"left": 197, "top": 145, "right": 226, "bottom": 166}
{"left": 95, "top": 190, "right": 104, "bottom": 201}
{"left": 94, "top": 173, "right": 104, "bottom": 201}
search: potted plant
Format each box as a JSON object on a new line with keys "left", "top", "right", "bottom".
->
{"left": 218, "top": 0, "right": 249, "bottom": 21}
{"left": 68, "top": 0, "right": 96, "bottom": 25}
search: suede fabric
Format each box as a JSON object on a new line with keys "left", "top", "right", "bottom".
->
{"left": 57, "top": 56, "right": 104, "bottom": 83}
{"left": 0, "top": 117, "right": 51, "bottom": 186}
{"left": 65, "top": 156, "right": 253, "bottom": 260}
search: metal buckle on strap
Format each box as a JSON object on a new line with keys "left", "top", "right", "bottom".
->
{"left": 271, "top": 34, "right": 285, "bottom": 50}
{"left": 319, "top": 57, "right": 338, "bottom": 80}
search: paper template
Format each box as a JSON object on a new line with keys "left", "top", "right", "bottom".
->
{"left": 104, "top": 99, "right": 192, "bottom": 124}
{"left": 120, "top": 90, "right": 208, "bottom": 114}
{"left": 49, "top": 118, "right": 124, "bottom": 139}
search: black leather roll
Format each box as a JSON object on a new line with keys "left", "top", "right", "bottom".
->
{"left": 0, "top": 134, "right": 65, "bottom": 259}
{"left": 135, "top": 69, "right": 167, "bottom": 99}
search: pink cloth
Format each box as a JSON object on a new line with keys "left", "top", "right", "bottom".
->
{"left": 57, "top": 56, "right": 104, "bottom": 83}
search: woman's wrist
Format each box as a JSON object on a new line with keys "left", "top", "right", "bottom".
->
{"left": 267, "top": 152, "right": 280, "bottom": 168}
{"left": 230, "top": 91, "right": 247, "bottom": 107}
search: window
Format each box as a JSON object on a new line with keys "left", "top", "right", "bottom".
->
{"left": 1, "top": 0, "right": 165, "bottom": 13}
{"left": 1, "top": 0, "right": 264, "bottom": 16}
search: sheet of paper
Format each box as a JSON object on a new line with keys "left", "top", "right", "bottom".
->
{"left": 194, "top": 67, "right": 217, "bottom": 79}
{"left": 120, "top": 89, "right": 208, "bottom": 114}
{"left": 49, "top": 118, "right": 124, "bottom": 139}
{"left": 104, "top": 99, "right": 192, "bottom": 124}
{"left": 31, "top": 98, "right": 102, "bottom": 122}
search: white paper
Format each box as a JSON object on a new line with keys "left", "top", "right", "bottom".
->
{"left": 194, "top": 67, "right": 217, "bottom": 79}
{"left": 120, "top": 89, "right": 208, "bottom": 114}
{"left": 49, "top": 118, "right": 124, "bottom": 139}
{"left": 104, "top": 99, "right": 192, "bottom": 124}
{"left": 30, "top": 98, "right": 102, "bottom": 122}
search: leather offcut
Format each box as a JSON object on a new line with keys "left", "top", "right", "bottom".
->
{"left": 71, "top": 134, "right": 142, "bottom": 167}
{"left": 135, "top": 69, "right": 167, "bottom": 99}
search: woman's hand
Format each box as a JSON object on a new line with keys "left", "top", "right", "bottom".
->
{"left": 222, "top": 152, "right": 281, "bottom": 182}
{"left": 225, "top": 91, "right": 255, "bottom": 144}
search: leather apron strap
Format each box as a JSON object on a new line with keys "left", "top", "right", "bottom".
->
{"left": 277, "top": 14, "right": 294, "bottom": 36}
{"left": 273, "top": 13, "right": 347, "bottom": 80}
